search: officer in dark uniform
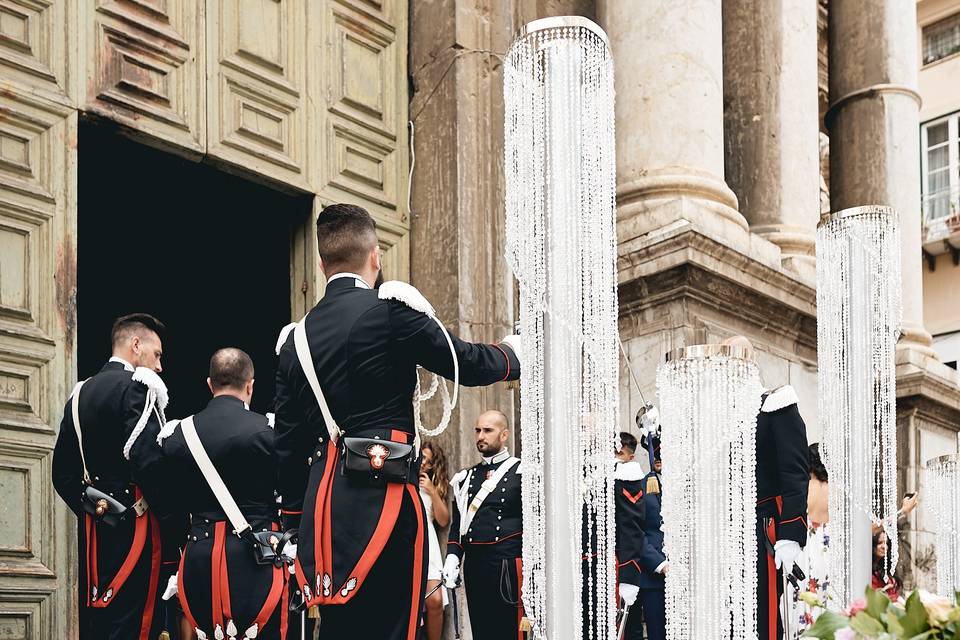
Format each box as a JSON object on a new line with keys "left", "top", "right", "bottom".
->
{"left": 160, "top": 348, "right": 289, "bottom": 640}
{"left": 721, "top": 336, "right": 808, "bottom": 640}
{"left": 52, "top": 313, "right": 181, "bottom": 640}
{"left": 609, "top": 432, "right": 656, "bottom": 640}
{"left": 273, "top": 204, "right": 520, "bottom": 640}
{"left": 755, "top": 381, "right": 809, "bottom": 640}
{"left": 444, "top": 410, "right": 524, "bottom": 640}
{"left": 633, "top": 431, "right": 667, "bottom": 640}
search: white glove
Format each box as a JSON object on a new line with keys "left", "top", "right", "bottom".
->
{"left": 499, "top": 335, "right": 521, "bottom": 366}
{"left": 281, "top": 541, "right": 298, "bottom": 574}
{"left": 639, "top": 405, "right": 660, "bottom": 434}
{"left": 619, "top": 583, "right": 639, "bottom": 606}
{"left": 655, "top": 561, "right": 669, "bottom": 575}
{"left": 774, "top": 539, "right": 801, "bottom": 570}
{"left": 161, "top": 572, "right": 178, "bottom": 601}
{"left": 442, "top": 554, "right": 461, "bottom": 589}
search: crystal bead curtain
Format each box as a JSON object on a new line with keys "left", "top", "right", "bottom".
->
{"left": 927, "top": 454, "right": 960, "bottom": 597}
{"left": 816, "top": 206, "right": 902, "bottom": 605}
{"left": 504, "top": 17, "right": 618, "bottom": 640}
{"left": 657, "top": 347, "right": 761, "bottom": 640}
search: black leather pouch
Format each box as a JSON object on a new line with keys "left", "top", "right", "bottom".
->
{"left": 81, "top": 486, "right": 128, "bottom": 527}
{"left": 341, "top": 437, "right": 413, "bottom": 483}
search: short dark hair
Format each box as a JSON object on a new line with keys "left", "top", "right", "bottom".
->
{"left": 111, "top": 313, "right": 165, "bottom": 347}
{"left": 316, "top": 203, "right": 377, "bottom": 273}
{"left": 808, "top": 443, "right": 828, "bottom": 482}
{"left": 619, "top": 431, "right": 637, "bottom": 454}
{"left": 209, "top": 348, "right": 254, "bottom": 391}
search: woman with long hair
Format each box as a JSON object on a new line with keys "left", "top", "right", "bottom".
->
{"left": 791, "top": 443, "right": 833, "bottom": 637}
{"left": 420, "top": 441, "right": 450, "bottom": 640}
{"left": 871, "top": 529, "right": 903, "bottom": 602}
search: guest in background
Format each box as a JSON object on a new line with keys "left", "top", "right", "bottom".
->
{"left": 420, "top": 441, "right": 450, "bottom": 640}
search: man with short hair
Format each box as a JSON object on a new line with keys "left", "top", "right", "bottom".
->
{"left": 160, "top": 348, "right": 287, "bottom": 639}
{"left": 445, "top": 410, "right": 524, "bottom": 640}
{"left": 53, "top": 313, "right": 180, "bottom": 639}
{"left": 274, "top": 203, "right": 520, "bottom": 639}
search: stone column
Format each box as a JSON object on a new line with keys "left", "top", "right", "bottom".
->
{"left": 827, "top": 0, "right": 934, "bottom": 356}
{"left": 598, "top": 0, "right": 749, "bottom": 248}
{"left": 723, "top": 0, "right": 820, "bottom": 276}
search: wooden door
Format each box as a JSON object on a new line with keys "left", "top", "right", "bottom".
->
{"left": 0, "top": 0, "right": 79, "bottom": 636}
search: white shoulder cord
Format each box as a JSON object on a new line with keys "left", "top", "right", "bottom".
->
{"left": 412, "top": 317, "right": 459, "bottom": 438}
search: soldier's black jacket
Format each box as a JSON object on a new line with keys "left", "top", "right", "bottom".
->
{"left": 51, "top": 359, "right": 181, "bottom": 639}
{"left": 755, "top": 385, "right": 809, "bottom": 545}
{"left": 614, "top": 460, "right": 658, "bottom": 587}
{"left": 161, "top": 395, "right": 288, "bottom": 639}
{"left": 448, "top": 450, "right": 523, "bottom": 560}
{"left": 274, "top": 275, "right": 519, "bottom": 613}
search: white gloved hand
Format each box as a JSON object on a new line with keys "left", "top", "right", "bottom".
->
{"left": 442, "top": 554, "right": 461, "bottom": 589}
{"left": 499, "top": 335, "right": 521, "bottom": 366}
{"left": 655, "top": 561, "right": 669, "bottom": 575}
{"left": 161, "top": 572, "right": 178, "bottom": 601}
{"left": 281, "top": 541, "right": 298, "bottom": 574}
{"left": 639, "top": 405, "right": 660, "bottom": 434}
{"left": 774, "top": 539, "right": 801, "bottom": 570}
{"left": 619, "top": 583, "right": 639, "bottom": 606}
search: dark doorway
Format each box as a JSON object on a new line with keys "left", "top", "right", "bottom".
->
{"left": 77, "top": 121, "right": 312, "bottom": 418}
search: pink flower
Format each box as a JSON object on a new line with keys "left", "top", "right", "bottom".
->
{"left": 844, "top": 598, "right": 867, "bottom": 616}
{"left": 835, "top": 627, "right": 855, "bottom": 640}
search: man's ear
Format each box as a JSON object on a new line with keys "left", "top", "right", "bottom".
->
{"left": 206, "top": 377, "right": 214, "bottom": 395}
{"left": 246, "top": 378, "right": 255, "bottom": 397}
{"left": 319, "top": 256, "right": 328, "bottom": 277}
{"left": 130, "top": 335, "right": 140, "bottom": 354}
{"left": 371, "top": 244, "right": 382, "bottom": 272}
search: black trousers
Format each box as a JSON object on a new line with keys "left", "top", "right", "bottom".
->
{"left": 463, "top": 550, "right": 524, "bottom": 640}
{"left": 757, "top": 517, "right": 783, "bottom": 640}
{"left": 622, "top": 588, "right": 665, "bottom": 640}
{"left": 317, "top": 488, "right": 427, "bottom": 640}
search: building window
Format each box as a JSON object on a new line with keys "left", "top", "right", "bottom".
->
{"left": 923, "top": 12, "right": 960, "bottom": 65}
{"left": 921, "top": 113, "right": 960, "bottom": 224}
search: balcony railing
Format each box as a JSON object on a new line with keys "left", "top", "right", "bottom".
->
{"left": 922, "top": 186, "right": 960, "bottom": 250}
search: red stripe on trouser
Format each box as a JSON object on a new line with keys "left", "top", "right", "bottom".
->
{"left": 220, "top": 533, "right": 232, "bottom": 621}
{"left": 84, "top": 514, "right": 94, "bottom": 606}
{"left": 251, "top": 564, "right": 285, "bottom": 630}
{"left": 516, "top": 557, "right": 525, "bottom": 640}
{"left": 137, "top": 515, "right": 162, "bottom": 640}
{"left": 177, "top": 549, "right": 199, "bottom": 631}
{"left": 280, "top": 571, "right": 289, "bottom": 639}
{"left": 310, "top": 440, "right": 337, "bottom": 596}
{"left": 211, "top": 521, "right": 226, "bottom": 628}
{"left": 94, "top": 495, "right": 149, "bottom": 608}
{"left": 766, "top": 518, "right": 777, "bottom": 640}
{"left": 406, "top": 484, "right": 426, "bottom": 640}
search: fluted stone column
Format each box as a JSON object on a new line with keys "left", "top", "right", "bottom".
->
{"left": 723, "top": 0, "right": 820, "bottom": 275}
{"left": 598, "top": 0, "right": 751, "bottom": 248}
{"left": 828, "top": 0, "right": 935, "bottom": 356}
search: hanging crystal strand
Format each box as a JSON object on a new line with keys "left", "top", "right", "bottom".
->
{"left": 505, "top": 18, "right": 617, "bottom": 640}
{"left": 927, "top": 454, "right": 960, "bottom": 597}
{"left": 658, "top": 346, "right": 760, "bottom": 640}
{"left": 817, "top": 206, "right": 902, "bottom": 605}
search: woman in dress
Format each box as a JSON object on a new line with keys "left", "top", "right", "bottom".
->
{"left": 420, "top": 441, "right": 450, "bottom": 640}
{"left": 791, "top": 443, "right": 832, "bottom": 636}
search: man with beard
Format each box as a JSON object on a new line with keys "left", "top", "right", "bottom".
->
{"left": 444, "top": 410, "right": 524, "bottom": 640}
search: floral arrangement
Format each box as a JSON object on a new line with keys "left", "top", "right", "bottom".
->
{"left": 802, "top": 588, "right": 960, "bottom": 639}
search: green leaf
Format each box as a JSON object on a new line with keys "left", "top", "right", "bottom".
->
{"left": 885, "top": 609, "right": 906, "bottom": 636}
{"left": 906, "top": 631, "right": 937, "bottom": 640}
{"left": 901, "top": 591, "right": 932, "bottom": 638}
{"left": 850, "top": 611, "right": 887, "bottom": 636}
{"left": 803, "top": 611, "right": 851, "bottom": 639}
{"left": 867, "top": 588, "right": 893, "bottom": 619}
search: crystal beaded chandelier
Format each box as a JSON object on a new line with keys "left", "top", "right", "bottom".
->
{"left": 927, "top": 454, "right": 960, "bottom": 597}
{"left": 504, "top": 16, "right": 618, "bottom": 640}
{"left": 816, "top": 205, "right": 902, "bottom": 604}
{"left": 657, "top": 344, "right": 761, "bottom": 640}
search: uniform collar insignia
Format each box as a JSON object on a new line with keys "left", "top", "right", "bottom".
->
{"left": 482, "top": 449, "right": 511, "bottom": 465}
{"left": 327, "top": 272, "right": 371, "bottom": 289}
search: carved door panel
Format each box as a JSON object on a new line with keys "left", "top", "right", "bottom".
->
{"left": 300, "top": 0, "right": 409, "bottom": 300}
{"left": 206, "top": 0, "right": 311, "bottom": 191}
{"left": 82, "top": 0, "right": 205, "bottom": 156}
{"left": 0, "top": 2, "right": 79, "bottom": 635}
